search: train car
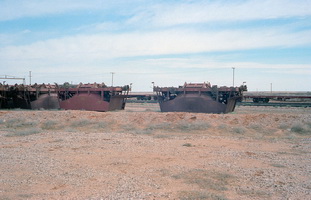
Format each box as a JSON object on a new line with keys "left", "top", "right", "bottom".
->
{"left": 0, "top": 82, "right": 130, "bottom": 112}
{"left": 154, "top": 82, "right": 247, "bottom": 114}
{"left": 57, "top": 83, "right": 130, "bottom": 112}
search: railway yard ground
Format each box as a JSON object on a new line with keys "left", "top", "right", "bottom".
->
{"left": 0, "top": 103, "right": 311, "bottom": 200}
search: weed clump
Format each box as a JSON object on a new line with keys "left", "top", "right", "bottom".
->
{"left": 249, "top": 123, "right": 263, "bottom": 131}
{"left": 238, "top": 189, "right": 271, "bottom": 198}
{"left": 132, "top": 129, "right": 153, "bottom": 135}
{"left": 218, "top": 124, "right": 228, "bottom": 130}
{"left": 173, "top": 169, "right": 235, "bottom": 191}
{"left": 177, "top": 121, "right": 211, "bottom": 131}
{"left": 182, "top": 143, "right": 193, "bottom": 147}
{"left": 5, "top": 118, "right": 38, "bottom": 129}
{"left": 145, "top": 121, "right": 210, "bottom": 133}
{"left": 70, "top": 119, "right": 92, "bottom": 127}
{"left": 121, "top": 123, "right": 152, "bottom": 135}
{"left": 96, "top": 121, "right": 107, "bottom": 129}
{"left": 270, "top": 163, "right": 286, "bottom": 168}
{"left": 232, "top": 127, "right": 246, "bottom": 134}
{"left": 147, "top": 122, "right": 172, "bottom": 131}
{"left": 41, "top": 120, "right": 58, "bottom": 130}
{"left": 178, "top": 191, "right": 228, "bottom": 200}
{"left": 278, "top": 123, "right": 289, "bottom": 130}
{"left": 290, "top": 122, "right": 310, "bottom": 135}
{"left": 290, "top": 123, "right": 304, "bottom": 132}
{"left": 6, "top": 128, "right": 42, "bottom": 137}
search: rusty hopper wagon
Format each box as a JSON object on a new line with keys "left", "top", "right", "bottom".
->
{"left": 0, "top": 82, "right": 130, "bottom": 112}
{"left": 57, "top": 83, "right": 130, "bottom": 112}
{"left": 154, "top": 82, "right": 247, "bottom": 114}
{"left": 0, "top": 83, "right": 59, "bottom": 109}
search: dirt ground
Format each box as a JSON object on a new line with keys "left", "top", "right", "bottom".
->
{"left": 0, "top": 103, "right": 310, "bottom": 200}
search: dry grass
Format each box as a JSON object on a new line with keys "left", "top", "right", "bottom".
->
{"left": 178, "top": 191, "right": 228, "bottom": 200}
{"left": 231, "top": 127, "right": 247, "bottom": 134}
{"left": 143, "top": 120, "right": 211, "bottom": 134}
{"left": 0, "top": 112, "right": 310, "bottom": 140}
{"left": 0, "top": 117, "right": 42, "bottom": 137}
{"left": 173, "top": 169, "right": 235, "bottom": 200}
{"left": 270, "top": 163, "right": 286, "bottom": 168}
{"left": 120, "top": 120, "right": 211, "bottom": 135}
{"left": 0, "top": 105, "right": 310, "bottom": 140}
{"left": 182, "top": 143, "right": 194, "bottom": 147}
{"left": 69, "top": 119, "right": 94, "bottom": 129}
{"left": 237, "top": 189, "right": 271, "bottom": 198}
{"left": 0, "top": 106, "right": 310, "bottom": 200}
{"left": 5, "top": 118, "right": 38, "bottom": 129}
{"left": 5, "top": 127, "right": 42, "bottom": 137}
{"left": 41, "top": 120, "right": 58, "bottom": 130}
{"left": 290, "top": 122, "right": 311, "bottom": 135}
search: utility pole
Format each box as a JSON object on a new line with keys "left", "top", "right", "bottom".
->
{"left": 270, "top": 83, "right": 272, "bottom": 93}
{"left": 232, "top": 67, "right": 235, "bottom": 87}
{"left": 110, "top": 72, "right": 115, "bottom": 86}
{"left": 29, "top": 71, "right": 32, "bottom": 85}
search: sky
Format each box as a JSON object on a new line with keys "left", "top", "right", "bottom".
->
{"left": 0, "top": 0, "right": 310, "bottom": 92}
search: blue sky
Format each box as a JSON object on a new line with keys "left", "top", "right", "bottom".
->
{"left": 0, "top": 0, "right": 310, "bottom": 91}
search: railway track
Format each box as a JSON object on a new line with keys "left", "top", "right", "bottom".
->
{"left": 238, "top": 102, "right": 311, "bottom": 107}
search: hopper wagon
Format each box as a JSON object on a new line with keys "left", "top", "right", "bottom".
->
{"left": 57, "top": 83, "right": 130, "bottom": 112}
{"left": 0, "top": 83, "right": 59, "bottom": 109}
{"left": 0, "top": 82, "right": 130, "bottom": 112}
{"left": 154, "top": 82, "right": 247, "bottom": 114}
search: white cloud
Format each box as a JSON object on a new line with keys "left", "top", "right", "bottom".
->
{"left": 1, "top": 0, "right": 310, "bottom": 91}
{"left": 140, "top": 58, "right": 311, "bottom": 71}
{"left": 2, "top": 0, "right": 310, "bottom": 24}
{"left": 1, "top": 45, "right": 310, "bottom": 91}
{"left": 0, "top": 0, "right": 105, "bottom": 21}
{"left": 1, "top": 27, "right": 310, "bottom": 68}
{"left": 151, "top": 0, "right": 311, "bottom": 26}
{"left": 264, "top": 68, "right": 311, "bottom": 75}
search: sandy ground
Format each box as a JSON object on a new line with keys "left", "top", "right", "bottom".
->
{"left": 0, "top": 103, "right": 311, "bottom": 200}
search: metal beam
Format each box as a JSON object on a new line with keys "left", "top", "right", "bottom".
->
{"left": 0, "top": 75, "right": 26, "bottom": 84}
